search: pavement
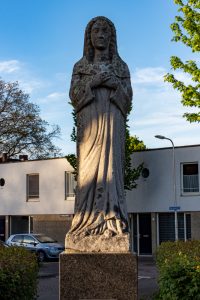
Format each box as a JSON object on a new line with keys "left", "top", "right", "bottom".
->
{"left": 38, "top": 261, "right": 59, "bottom": 300}
{"left": 37, "top": 256, "right": 158, "bottom": 300}
{"left": 138, "top": 256, "right": 158, "bottom": 300}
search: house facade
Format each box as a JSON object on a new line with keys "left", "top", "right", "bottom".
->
{"left": 126, "top": 144, "right": 200, "bottom": 255}
{"left": 0, "top": 157, "right": 75, "bottom": 243}
{"left": 0, "top": 144, "right": 200, "bottom": 255}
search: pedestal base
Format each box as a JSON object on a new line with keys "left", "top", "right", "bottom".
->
{"left": 65, "top": 232, "right": 130, "bottom": 252}
{"left": 59, "top": 251, "right": 138, "bottom": 300}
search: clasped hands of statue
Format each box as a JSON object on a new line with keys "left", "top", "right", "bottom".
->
{"left": 90, "top": 71, "right": 118, "bottom": 90}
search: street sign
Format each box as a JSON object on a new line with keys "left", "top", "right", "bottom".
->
{"left": 169, "top": 206, "right": 181, "bottom": 211}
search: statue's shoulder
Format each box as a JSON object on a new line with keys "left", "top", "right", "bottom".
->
{"left": 112, "top": 55, "right": 131, "bottom": 78}
{"left": 73, "top": 57, "right": 92, "bottom": 75}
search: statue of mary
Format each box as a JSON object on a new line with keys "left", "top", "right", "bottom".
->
{"left": 66, "top": 16, "right": 133, "bottom": 252}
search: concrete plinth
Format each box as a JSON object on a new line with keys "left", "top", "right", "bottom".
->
{"left": 59, "top": 251, "right": 138, "bottom": 300}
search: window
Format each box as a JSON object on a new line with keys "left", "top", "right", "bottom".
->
{"left": 159, "top": 213, "right": 175, "bottom": 243}
{"left": 23, "top": 235, "right": 35, "bottom": 244}
{"left": 181, "top": 163, "right": 199, "bottom": 194}
{"left": 159, "top": 213, "right": 191, "bottom": 243}
{"left": 186, "top": 214, "right": 191, "bottom": 240}
{"left": 11, "top": 235, "right": 23, "bottom": 243}
{"left": 65, "top": 172, "right": 76, "bottom": 198}
{"left": 27, "top": 174, "right": 39, "bottom": 200}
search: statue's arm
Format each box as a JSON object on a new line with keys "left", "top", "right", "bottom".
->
{"left": 110, "top": 77, "right": 132, "bottom": 116}
{"left": 69, "top": 73, "right": 94, "bottom": 113}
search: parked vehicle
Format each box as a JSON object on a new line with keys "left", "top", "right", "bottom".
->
{"left": 0, "top": 240, "right": 9, "bottom": 247}
{"left": 6, "top": 234, "right": 64, "bottom": 262}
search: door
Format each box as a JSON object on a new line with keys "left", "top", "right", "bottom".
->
{"left": 11, "top": 216, "right": 29, "bottom": 234}
{"left": 0, "top": 217, "right": 5, "bottom": 241}
{"left": 139, "top": 214, "right": 152, "bottom": 255}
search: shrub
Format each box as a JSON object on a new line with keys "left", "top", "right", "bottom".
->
{"left": 0, "top": 246, "right": 39, "bottom": 300}
{"left": 155, "top": 241, "right": 200, "bottom": 300}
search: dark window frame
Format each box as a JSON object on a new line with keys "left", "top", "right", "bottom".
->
{"left": 159, "top": 212, "right": 191, "bottom": 244}
{"left": 65, "top": 171, "right": 76, "bottom": 199}
{"left": 181, "top": 162, "right": 199, "bottom": 195}
{"left": 27, "top": 173, "right": 39, "bottom": 201}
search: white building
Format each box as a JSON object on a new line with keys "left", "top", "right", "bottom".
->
{"left": 127, "top": 144, "right": 200, "bottom": 255}
{"left": 0, "top": 157, "right": 75, "bottom": 243}
{"left": 0, "top": 144, "right": 200, "bottom": 255}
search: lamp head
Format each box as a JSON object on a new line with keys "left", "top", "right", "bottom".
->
{"left": 155, "top": 135, "right": 166, "bottom": 140}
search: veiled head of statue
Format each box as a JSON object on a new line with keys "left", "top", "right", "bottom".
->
{"left": 83, "top": 16, "right": 118, "bottom": 62}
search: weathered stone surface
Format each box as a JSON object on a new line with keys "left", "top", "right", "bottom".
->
{"left": 65, "top": 232, "right": 130, "bottom": 252}
{"left": 60, "top": 251, "right": 138, "bottom": 300}
{"left": 66, "top": 16, "right": 133, "bottom": 252}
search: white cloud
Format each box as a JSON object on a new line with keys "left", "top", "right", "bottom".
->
{"left": 18, "top": 79, "right": 45, "bottom": 94}
{"left": 0, "top": 60, "right": 20, "bottom": 73}
{"left": 134, "top": 113, "right": 182, "bottom": 127}
{"left": 131, "top": 67, "right": 165, "bottom": 84}
{"left": 131, "top": 66, "right": 194, "bottom": 87}
{"left": 1, "top": 61, "right": 198, "bottom": 152}
{"left": 47, "top": 92, "right": 66, "bottom": 99}
{"left": 129, "top": 66, "right": 200, "bottom": 148}
{"left": 36, "top": 92, "right": 66, "bottom": 104}
{"left": 133, "top": 66, "right": 199, "bottom": 101}
{"left": 0, "top": 58, "right": 74, "bottom": 154}
{"left": 174, "top": 71, "right": 193, "bottom": 86}
{"left": 0, "top": 59, "right": 46, "bottom": 95}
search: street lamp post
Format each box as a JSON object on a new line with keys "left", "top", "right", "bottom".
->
{"left": 155, "top": 135, "right": 178, "bottom": 241}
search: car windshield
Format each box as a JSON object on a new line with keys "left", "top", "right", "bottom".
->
{"left": 33, "top": 235, "right": 57, "bottom": 243}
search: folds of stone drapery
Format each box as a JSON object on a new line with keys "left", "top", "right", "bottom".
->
{"left": 69, "top": 87, "right": 129, "bottom": 237}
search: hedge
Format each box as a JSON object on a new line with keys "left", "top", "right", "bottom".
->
{"left": 0, "top": 246, "right": 39, "bottom": 300}
{"left": 155, "top": 240, "right": 200, "bottom": 300}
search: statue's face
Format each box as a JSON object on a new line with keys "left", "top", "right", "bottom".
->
{"left": 91, "top": 20, "right": 111, "bottom": 51}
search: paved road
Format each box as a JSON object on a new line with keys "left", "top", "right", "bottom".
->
{"left": 37, "top": 257, "right": 158, "bottom": 300}
{"left": 138, "top": 257, "right": 158, "bottom": 299}
{"left": 38, "top": 261, "right": 59, "bottom": 300}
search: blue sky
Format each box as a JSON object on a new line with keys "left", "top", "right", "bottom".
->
{"left": 0, "top": 0, "right": 199, "bottom": 155}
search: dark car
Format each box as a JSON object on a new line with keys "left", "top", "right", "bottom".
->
{"left": 6, "top": 233, "right": 64, "bottom": 262}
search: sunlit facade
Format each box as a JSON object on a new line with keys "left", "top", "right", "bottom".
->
{"left": 0, "top": 145, "right": 200, "bottom": 255}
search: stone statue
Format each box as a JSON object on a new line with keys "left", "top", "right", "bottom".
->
{"left": 66, "top": 16, "right": 133, "bottom": 252}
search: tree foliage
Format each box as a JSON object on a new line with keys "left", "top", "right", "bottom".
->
{"left": 124, "top": 125, "right": 146, "bottom": 190}
{"left": 65, "top": 153, "right": 77, "bottom": 178}
{"left": 155, "top": 241, "right": 200, "bottom": 300}
{"left": 66, "top": 107, "right": 146, "bottom": 190}
{"left": 164, "top": 0, "right": 200, "bottom": 122}
{"left": 0, "top": 79, "right": 61, "bottom": 158}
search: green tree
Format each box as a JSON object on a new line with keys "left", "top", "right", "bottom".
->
{"left": 164, "top": 0, "right": 200, "bottom": 122}
{"left": 66, "top": 107, "right": 146, "bottom": 190}
{"left": 124, "top": 126, "right": 146, "bottom": 190}
{"left": 0, "top": 79, "right": 61, "bottom": 158}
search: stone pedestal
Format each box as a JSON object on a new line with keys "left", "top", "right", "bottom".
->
{"left": 59, "top": 251, "right": 138, "bottom": 300}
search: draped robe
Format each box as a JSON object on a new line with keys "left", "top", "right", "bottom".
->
{"left": 68, "top": 55, "right": 132, "bottom": 238}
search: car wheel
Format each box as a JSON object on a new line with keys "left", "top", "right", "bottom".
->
{"left": 37, "top": 250, "right": 46, "bottom": 262}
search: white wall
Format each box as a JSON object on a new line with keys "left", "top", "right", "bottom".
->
{"left": 1, "top": 145, "right": 200, "bottom": 216}
{"left": 126, "top": 145, "right": 200, "bottom": 213}
{"left": 0, "top": 158, "right": 75, "bottom": 215}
